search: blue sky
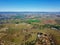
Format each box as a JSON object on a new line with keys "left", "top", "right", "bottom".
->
{"left": 0, "top": 0, "right": 60, "bottom": 12}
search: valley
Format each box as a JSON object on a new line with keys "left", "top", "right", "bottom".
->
{"left": 0, "top": 12, "right": 60, "bottom": 45}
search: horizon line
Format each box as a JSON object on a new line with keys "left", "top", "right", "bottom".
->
{"left": 0, "top": 11, "right": 60, "bottom": 12}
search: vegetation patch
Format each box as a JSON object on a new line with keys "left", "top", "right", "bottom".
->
{"left": 27, "top": 19, "right": 40, "bottom": 24}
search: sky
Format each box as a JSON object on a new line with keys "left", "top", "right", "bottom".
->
{"left": 0, "top": 0, "right": 60, "bottom": 12}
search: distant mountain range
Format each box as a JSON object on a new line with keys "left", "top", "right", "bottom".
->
{"left": 0, "top": 12, "right": 60, "bottom": 14}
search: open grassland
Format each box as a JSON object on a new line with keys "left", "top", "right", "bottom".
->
{"left": 0, "top": 23, "right": 60, "bottom": 45}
